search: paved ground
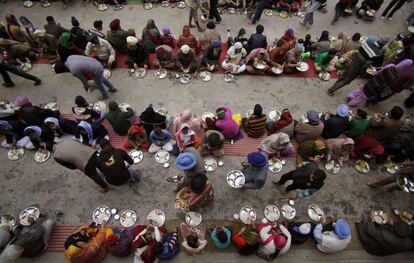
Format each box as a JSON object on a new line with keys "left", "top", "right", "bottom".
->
{"left": 1, "top": 1, "right": 414, "bottom": 262}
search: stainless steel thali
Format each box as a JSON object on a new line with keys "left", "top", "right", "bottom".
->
{"left": 271, "top": 66, "right": 283, "bottom": 75}
{"left": 120, "top": 210, "right": 137, "bottom": 227}
{"left": 92, "top": 205, "right": 111, "bottom": 224}
{"left": 204, "top": 157, "right": 218, "bottom": 172}
{"left": 147, "top": 209, "right": 166, "bottom": 227}
{"left": 371, "top": 210, "right": 387, "bottom": 225}
{"left": 155, "top": 150, "right": 170, "bottom": 164}
{"left": 268, "top": 110, "right": 281, "bottom": 121}
{"left": 156, "top": 108, "right": 168, "bottom": 116}
{"left": 239, "top": 206, "right": 256, "bottom": 224}
{"left": 201, "top": 112, "right": 215, "bottom": 122}
{"left": 268, "top": 159, "right": 284, "bottom": 173}
{"left": 319, "top": 72, "right": 331, "bottom": 81}
{"left": 281, "top": 204, "right": 296, "bottom": 220}
{"left": 200, "top": 71, "right": 212, "bottom": 82}
{"left": 185, "top": 212, "right": 202, "bottom": 227}
{"left": 0, "top": 214, "right": 16, "bottom": 226}
{"left": 155, "top": 69, "right": 168, "bottom": 79}
{"left": 253, "top": 61, "right": 267, "bottom": 70}
{"left": 103, "top": 69, "right": 112, "bottom": 79}
{"left": 129, "top": 150, "right": 144, "bottom": 164}
{"left": 7, "top": 148, "right": 25, "bottom": 161}
{"left": 245, "top": 109, "right": 253, "bottom": 118}
{"left": 97, "top": 4, "right": 109, "bottom": 11}
{"left": 227, "top": 170, "right": 245, "bottom": 188}
{"left": 223, "top": 74, "right": 234, "bottom": 82}
{"left": 34, "top": 150, "right": 51, "bottom": 163}
{"left": 93, "top": 101, "right": 107, "bottom": 112}
{"left": 354, "top": 159, "right": 369, "bottom": 174}
{"left": 307, "top": 204, "right": 324, "bottom": 221}
{"left": 19, "top": 207, "right": 40, "bottom": 226}
{"left": 324, "top": 160, "right": 340, "bottom": 174}
{"left": 118, "top": 103, "right": 132, "bottom": 112}
{"left": 296, "top": 62, "right": 309, "bottom": 72}
{"left": 19, "top": 62, "right": 32, "bottom": 72}
{"left": 264, "top": 205, "right": 280, "bottom": 222}
{"left": 44, "top": 102, "right": 59, "bottom": 111}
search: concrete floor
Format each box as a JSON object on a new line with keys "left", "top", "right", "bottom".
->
{"left": 1, "top": 0, "right": 414, "bottom": 262}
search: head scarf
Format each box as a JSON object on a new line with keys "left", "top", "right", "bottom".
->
{"left": 15, "top": 96, "right": 29, "bottom": 106}
{"left": 326, "top": 138, "right": 354, "bottom": 161}
{"left": 75, "top": 95, "right": 88, "bottom": 107}
{"left": 146, "top": 19, "right": 156, "bottom": 31}
{"left": 271, "top": 109, "right": 293, "bottom": 130}
{"left": 78, "top": 121, "right": 93, "bottom": 142}
{"left": 126, "top": 36, "right": 138, "bottom": 46}
{"left": 234, "top": 42, "right": 243, "bottom": 49}
{"left": 182, "top": 25, "right": 190, "bottom": 37}
{"left": 260, "top": 132, "right": 291, "bottom": 154}
{"left": 44, "top": 117, "right": 60, "bottom": 127}
{"left": 318, "top": 31, "right": 329, "bottom": 42}
{"left": 282, "top": 28, "right": 295, "bottom": 42}
{"left": 0, "top": 120, "right": 12, "bottom": 130}
{"left": 336, "top": 104, "right": 349, "bottom": 118}
{"left": 156, "top": 47, "right": 166, "bottom": 59}
{"left": 5, "top": 14, "right": 19, "bottom": 26}
{"left": 253, "top": 104, "right": 262, "bottom": 116}
{"left": 71, "top": 16, "right": 80, "bottom": 27}
{"left": 177, "top": 123, "right": 195, "bottom": 145}
{"left": 212, "top": 40, "right": 221, "bottom": 49}
{"left": 162, "top": 27, "right": 170, "bottom": 35}
{"left": 24, "top": 126, "right": 42, "bottom": 137}
{"left": 336, "top": 32, "right": 350, "bottom": 55}
{"left": 108, "top": 101, "right": 120, "bottom": 111}
{"left": 307, "top": 110, "right": 320, "bottom": 125}
{"left": 334, "top": 219, "right": 351, "bottom": 239}
{"left": 19, "top": 16, "right": 35, "bottom": 31}
{"left": 109, "top": 19, "right": 121, "bottom": 30}
{"left": 59, "top": 32, "right": 72, "bottom": 49}
{"left": 314, "top": 139, "right": 327, "bottom": 152}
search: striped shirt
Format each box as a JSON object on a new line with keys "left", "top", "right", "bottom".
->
{"left": 245, "top": 114, "right": 267, "bottom": 138}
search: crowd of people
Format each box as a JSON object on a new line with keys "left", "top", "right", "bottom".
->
{"left": 0, "top": 1, "right": 414, "bottom": 262}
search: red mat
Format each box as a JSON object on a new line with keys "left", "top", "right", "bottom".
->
{"left": 36, "top": 43, "right": 338, "bottom": 79}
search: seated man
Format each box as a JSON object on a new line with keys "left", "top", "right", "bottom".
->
{"left": 175, "top": 45, "right": 198, "bottom": 73}
{"left": 199, "top": 130, "right": 225, "bottom": 157}
{"left": 107, "top": 19, "right": 135, "bottom": 54}
{"left": 209, "top": 225, "right": 232, "bottom": 249}
{"left": 294, "top": 110, "right": 324, "bottom": 143}
{"left": 96, "top": 139, "right": 141, "bottom": 186}
{"left": 257, "top": 221, "right": 291, "bottom": 259}
{"left": 174, "top": 148, "right": 206, "bottom": 191}
{"left": 245, "top": 48, "right": 271, "bottom": 74}
{"left": 365, "top": 106, "right": 404, "bottom": 143}
{"left": 124, "top": 124, "right": 150, "bottom": 150}
{"left": 125, "top": 36, "right": 149, "bottom": 69}
{"left": 346, "top": 109, "right": 369, "bottom": 138}
{"left": 321, "top": 104, "right": 350, "bottom": 139}
{"left": 296, "top": 139, "right": 327, "bottom": 166}
{"left": 241, "top": 152, "right": 269, "bottom": 189}
{"left": 85, "top": 35, "right": 116, "bottom": 69}
{"left": 357, "top": 219, "right": 413, "bottom": 255}
{"left": 175, "top": 173, "right": 214, "bottom": 211}
{"left": 105, "top": 101, "right": 135, "bottom": 136}
{"left": 275, "top": 163, "right": 327, "bottom": 198}
{"left": 180, "top": 223, "right": 207, "bottom": 256}
{"left": 70, "top": 16, "right": 88, "bottom": 50}
{"left": 222, "top": 42, "right": 247, "bottom": 74}
{"left": 153, "top": 45, "right": 175, "bottom": 70}
{"left": 198, "top": 40, "right": 222, "bottom": 72}
{"left": 314, "top": 218, "right": 351, "bottom": 253}
{"left": 314, "top": 48, "right": 337, "bottom": 72}
{"left": 215, "top": 106, "right": 240, "bottom": 140}
{"left": 33, "top": 29, "right": 58, "bottom": 61}
{"left": 149, "top": 126, "right": 174, "bottom": 153}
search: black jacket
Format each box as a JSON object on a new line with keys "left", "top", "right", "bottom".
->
{"left": 321, "top": 114, "right": 350, "bottom": 139}
{"left": 97, "top": 147, "right": 133, "bottom": 186}
{"left": 18, "top": 105, "right": 54, "bottom": 126}
{"left": 286, "top": 162, "right": 323, "bottom": 191}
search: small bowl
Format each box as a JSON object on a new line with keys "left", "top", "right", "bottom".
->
{"left": 218, "top": 161, "right": 224, "bottom": 167}
{"left": 111, "top": 208, "right": 117, "bottom": 215}
{"left": 288, "top": 200, "right": 295, "bottom": 206}
{"left": 164, "top": 163, "right": 170, "bottom": 168}
{"left": 114, "top": 214, "right": 120, "bottom": 220}
{"left": 233, "top": 213, "right": 240, "bottom": 220}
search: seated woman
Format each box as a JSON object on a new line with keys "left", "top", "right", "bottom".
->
{"left": 242, "top": 104, "right": 267, "bottom": 138}
{"left": 311, "top": 30, "right": 330, "bottom": 58}
{"left": 85, "top": 35, "right": 116, "bottom": 69}
{"left": 357, "top": 218, "right": 413, "bottom": 256}
{"left": 209, "top": 225, "right": 232, "bottom": 249}
{"left": 176, "top": 124, "right": 197, "bottom": 152}
{"left": 124, "top": 124, "right": 151, "bottom": 150}
{"left": 259, "top": 132, "right": 295, "bottom": 158}
{"left": 153, "top": 45, "right": 175, "bottom": 70}
{"left": 296, "top": 139, "right": 327, "bottom": 166}
{"left": 149, "top": 126, "right": 174, "bottom": 153}
{"left": 268, "top": 39, "right": 293, "bottom": 69}
{"left": 72, "top": 95, "right": 103, "bottom": 122}
{"left": 245, "top": 48, "right": 271, "bottom": 74}
{"left": 314, "top": 218, "right": 351, "bottom": 253}
{"left": 160, "top": 27, "right": 176, "bottom": 49}
{"left": 175, "top": 44, "right": 198, "bottom": 73}
{"left": 241, "top": 152, "right": 269, "bottom": 189}
{"left": 276, "top": 0, "right": 302, "bottom": 13}
{"left": 257, "top": 220, "right": 291, "bottom": 259}
{"left": 199, "top": 130, "right": 225, "bottom": 157}
{"left": 76, "top": 121, "right": 109, "bottom": 149}
{"left": 139, "top": 104, "right": 167, "bottom": 137}
{"left": 44, "top": 117, "right": 77, "bottom": 140}
{"left": 64, "top": 222, "right": 111, "bottom": 263}
{"left": 283, "top": 47, "right": 302, "bottom": 73}
{"left": 23, "top": 125, "right": 55, "bottom": 152}
{"left": 325, "top": 138, "right": 354, "bottom": 166}
{"left": 173, "top": 109, "right": 201, "bottom": 134}
{"left": 131, "top": 223, "right": 166, "bottom": 263}
{"left": 222, "top": 42, "right": 247, "bottom": 74}
{"left": 231, "top": 221, "right": 260, "bottom": 255}
{"left": 125, "top": 36, "right": 150, "bottom": 69}
{"left": 333, "top": 32, "right": 359, "bottom": 57}
{"left": 314, "top": 48, "right": 337, "bottom": 72}
{"left": 176, "top": 25, "right": 199, "bottom": 53}
{"left": 215, "top": 106, "right": 241, "bottom": 140}
{"left": 198, "top": 40, "right": 222, "bottom": 73}
{"left": 105, "top": 101, "right": 135, "bottom": 136}
{"left": 295, "top": 110, "right": 324, "bottom": 143}
{"left": 107, "top": 227, "right": 134, "bottom": 257}
{"left": 175, "top": 173, "right": 214, "bottom": 211}
{"left": 141, "top": 19, "right": 161, "bottom": 53}
{"left": 0, "top": 119, "right": 26, "bottom": 148}
{"left": 351, "top": 135, "right": 384, "bottom": 160}
{"left": 180, "top": 223, "right": 207, "bottom": 256}
{"left": 266, "top": 109, "right": 295, "bottom": 138}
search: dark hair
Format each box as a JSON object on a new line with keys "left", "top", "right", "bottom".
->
{"left": 98, "top": 138, "right": 110, "bottom": 149}
{"left": 390, "top": 106, "right": 404, "bottom": 120}
{"left": 46, "top": 16, "right": 55, "bottom": 23}
{"left": 352, "top": 33, "right": 361, "bottom": 41}
{"left": 207, "top": 21, "right": 215, "bottom": 29}
{"left": 93, "top": 20, "right": 103, "bottom": 28}
{"left": 208, "top": 132, "right": 221, "bottom": 147}
{"left": 319, "top": 30, "right": 329, "bottom": 42}
{"left": 54, "top": 61, "right": 68, "bottom": 74}
{"left": 298, "top": 38, "right": 304, "bottom": 44}
{"left": 217, "top": 230, "right": 228, "bottom": 243}
{"left": 256, "top": 24, "right": 264, "bottom": 34}
{"left": 187, "top": 235, "right": 198, "bottom": 248}
{"left": 313, "top": 169, "right": 326, "bottom": 182}
{"left": 216, "top": 107, "right": 224, "bottom": 114}
{"left": 305, "top": 34, "right": 311, "bottom": 40}
{"left": 328, "top": 48, "right": 337, "bottom": 55}
{"left": 356, "top": 109, "right": 367, "bottom": 119}
{"left": 190, "top": 173, "right": 207, "bottom": 194}
{"left": 253, "top": 104, "right": 262, "bottom": 116}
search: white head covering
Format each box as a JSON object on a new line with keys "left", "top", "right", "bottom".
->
{"left": 181, "top": 44, "right": 190, "bottom": 54}
{"left": 234, "top": 42, "right": 243, "bottom": 49}
{"left": 299, "top": 223, "right": 311, "bottom": 235}
{"left": 34, "top": 29, "right": 46, "bottom": 37}
{"left": 126, "top": 36, "right": 138, "bottom": 45}
{"left": 44, "top": 117, "right": 60, "bottom": 127}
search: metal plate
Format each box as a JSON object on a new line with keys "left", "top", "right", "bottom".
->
{"left": 223, "top": 74, "right": 234, "bottom": 82}
{"left": 253, "top": 61, "right": 267, "bottom": 70}
{"left": 268, "top": 159, "right": 283, "bottom": 173}
{"left": 155, "top": 69, "right": 168, "bottom": 79}
{"left": 264, "top": 9, "right": 273, "bottom": 16}
{"left": 19, "top": 207, "right": 40, "bottom": 226}
{"left": 396, "top": 176, "right": 414, "bottom": 193}
{"left": 366, "top": 66, "right": 376, "bottom": 75}
{"left": 245, "top": 109, "right": 253, "bottom": 118}
{"left": 324, "top": 160, "right": 340, "bottom": 174}
{"left": 103, "top": 69, "right": 112, "bottom": 79}
{"left": 177, "top": 1, "right": 186, "bottom": 8}
{"left": 129, "top": 150, "right": 144, "bottom": 164}
{"left": 23, "top": 1, "right": 34, "bottom": 8}
{"left": 19, "top": 62, "right": 32, "bottom": 72}
{"left": 384, "top": 162, "right": 399, "bottom": 175}
{"left": 307, "top": 204, "right": 324, "bottom": 221}
{"left": 156, "top": 108, "right": 168, "bottom": 116}
{"left": 201, "top": 112, "right": 215, "bottom": 122}
{"left": 408, "top": 26, "right": 414, "bottom": 33}
{"left": 318, "top": 72, "right": 331, "bottom": 81}
{"left": 92, "top": 205, "right": 111, "bottom": 225}
{"left": 155, "top": 150, "right": 170, "bottom": 164}
{"left": 144, "top": 3, "right": 153, "bottom": 9}
{"left": 34, "top": 150, "right": 51, "bottom": 163}
{"left": 119, "top": 210, "right": 137, "bottom": 227}
{"left": 281, "top": 204, "right": 296, "bottom": 220}
{"left": 97, "top": 4, "right": 109, "bottom": 11}
{"left": 279, "top": 11, "right": 288, "bottom": 18}
{"left": 134, "top": 68, "right": 147, "bottom": 79}
{"left": 185, "top": 212, "right": 202, "bottom": 227}
{"left": 227, "top": 7, "right": 236, "bottom": 14}
{"left": 296, "top": 62, "right": 309, "bottom": 72}
{"left": 204, "top": 157, "right": 218, "bottom": 172}
{"left": 44, "top": 102, "right": 59, "bottom": 111}
{"left": 239, "top": 206, "right": 256, "bottom": 224}
{"left": 371, "top": 210, "right": 387, "bottom": 225}
{"left": 41, "top": 1, "right": 52, "bottom": 7}
{"left": 344, "top": 8, "right": 353, "bottom": 14}
{"left": 200, "top": 71, "right": 212, "bottom": 82}
{"left": 271, "top": 66, "right": 283, "bottom": 75}
{"left": 268, "top": 110, "right": 281, "bottom": 121}
{"left": 161, "top": 0, "right": 169, "bottom": 7}
{"left": 113, "top": 4, "right": 123, "bottom": 11}
{"left": 0, "top": 215, "right": 16, "bottom": 226}
{"left": 227, "top": 170, "right": 245, "bottom": 188}
{"left": 147, "top": 209, "right": 166, "bottom": 227}
{"left": 93, "top": 101, "right": 106, "bottom": 112}
{"left": 180, "top": 74, "right": 192, "bottom": 84}
{"left": 118, "top": 103, "right": 132, "bottom": 112}
{"left": 8, "top": 148, "right": 25, "bottom": 161}
{"left": 355, "top": 160, "right": 369, "bottom": 174}
{"left": 264, "top": 205, "right": 280, "bottom": 222}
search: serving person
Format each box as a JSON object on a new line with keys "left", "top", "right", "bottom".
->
{"left": 294, "top": 110, "right": 324, "bottom": 143}
{"left": 241, "top": 152, "right": 269, "bottom": 189}
{"left": 174, "top": 148, "right": 205, "bottom": 191}
{"left": 222, "top": 42, "right": 247, "bottom": 74}
{"left": 85, "top": 35, "right": 116, "bottom": 69}
{"left": 313, "top": 218, "right": 352, "bottom": 253}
